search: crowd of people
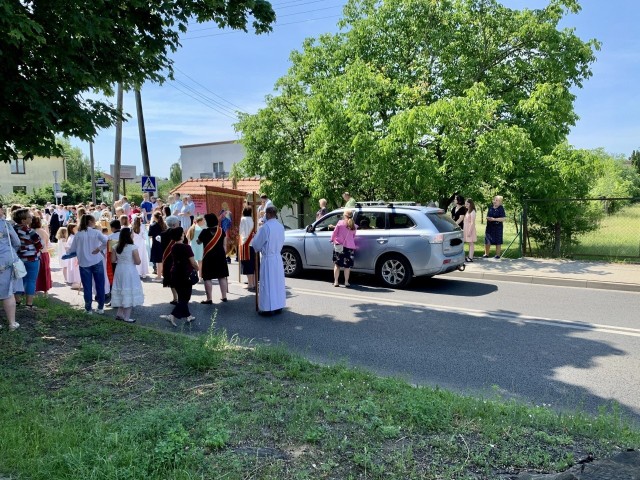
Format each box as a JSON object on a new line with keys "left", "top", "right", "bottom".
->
{"left": 0, "top": 188, "right": 507, "bottom": 331}
{"left": 446, "top": 193, "right": 506, "bottom": 261}
{"left": 0, "top": 192, "right": 287, "bottom": 331}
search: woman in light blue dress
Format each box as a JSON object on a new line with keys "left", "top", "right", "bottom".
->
{"left": 0, "top": 206, "right": 21, "bottom": 330}
{"left": 187, "top": 216, "right": 205, "bottom": 277}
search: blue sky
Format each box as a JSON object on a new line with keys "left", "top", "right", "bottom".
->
{"left": 72, "top": 0, "right": 640, "bottom": 178}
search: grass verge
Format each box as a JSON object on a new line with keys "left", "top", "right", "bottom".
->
{"left": 1, "top": 297, "right": 638, "bottom": 479}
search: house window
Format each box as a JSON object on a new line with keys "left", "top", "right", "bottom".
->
{"left": 13, "top": 186, "right": 27, "bottom": 194}
{"left": 11, "top": 158, "right": 25, "bottom": 174}
{"left": 212, "top": 162, "right": 225, "bottom": 178}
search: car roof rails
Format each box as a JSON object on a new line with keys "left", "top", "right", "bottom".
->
{"left": 386, "top": 201, "right": 417, "bottom": 207}
{"left": 354, "top": 201, "right": 387, "bottom": 207}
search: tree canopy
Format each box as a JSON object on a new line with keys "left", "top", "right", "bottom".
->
{"left": 1, "top": 0, "right": 275, "bottom": 162}
{"left": 235, "top": 0, "right": 599, "bottom": 208}
{"left": 169, "top": 162, "right": 183, "bottom": 185}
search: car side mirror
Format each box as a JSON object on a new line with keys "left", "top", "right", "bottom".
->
{"left": 306, "top": 224, "right": 314, "bottom": 233}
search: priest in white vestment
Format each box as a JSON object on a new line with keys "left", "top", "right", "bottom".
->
{"left": 251, "top": 206, "right": 286, "bottom": 315}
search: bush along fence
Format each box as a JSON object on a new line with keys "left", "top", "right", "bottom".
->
{"left": 520, "top": 197, "right": 640, "bottom": 261}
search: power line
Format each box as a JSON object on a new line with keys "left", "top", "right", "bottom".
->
{"left": 276, "top": 0, "right": 332, "bottom": 10}
{"left": 166, "top": 82, "right": 238, "bottom": 120}
{"left": 183, "top": 14, "right": 342, "bottom": 40}
{"left": 174, "top": 66, "right": 246, "bottom": 112}
{"left": 188, "top": 2, "right": 343, "bottom": 33}
{"left": 173, "top": 78, "right": 239, "bottom": 116}
{"left": 187, "top": 0, "right": 342, "bottom": 25}
{"left": 279, "top": 5, "right": 343, "bottom": 17}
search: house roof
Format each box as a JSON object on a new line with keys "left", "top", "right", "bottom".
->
{"left": 179, "top": 140, "right": 239, "bottom": 149}
{"left": 170, "top": 177, "right": 262, "bottom": 196}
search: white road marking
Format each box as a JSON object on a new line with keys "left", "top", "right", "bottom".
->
{"left": 290, "top": 286, "right": 640, "bottom": 338}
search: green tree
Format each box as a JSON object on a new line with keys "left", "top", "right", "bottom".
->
{"left": 525, "top": 144, "right": 601, "bottom": 256}
{"left": 236, "top": 0, "right": 598, "bottom": 209}
{"left": 630, "top": 149, "right": 640, "bottom": 175}
{"left": 1, "top": 0, "right": 275, "bottom": 163}
{"left": 169, "top": 163, "right": 183, "bottom": 186}
{"left": 56, "top": 138, "right": 91, "bottom": 184}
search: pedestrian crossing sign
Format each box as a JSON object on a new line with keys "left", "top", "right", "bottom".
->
{"left": 141, "top": 175, "right": 156, "bottom": 192}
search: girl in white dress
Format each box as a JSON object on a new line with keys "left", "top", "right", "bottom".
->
{"left": 187, "top": 216, "right": 204, "bottom": 277}
{"left": 65, "top": 223, "right": 82, "bottom": 289}
{"left": 110, "top": 228, "right": 144, "bottom": 323}
{"left": 56, "top": 227, "right": 69, "bottom": 282}
{"left": 132, "top": 216, "right": 149, "bottom": 278}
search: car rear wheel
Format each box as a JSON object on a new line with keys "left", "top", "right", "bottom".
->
{"left": 281, "top": 248, "right": 303, "bottom": 277}
{"left": 376, "top": 254, "right": 412, "bottom": 288}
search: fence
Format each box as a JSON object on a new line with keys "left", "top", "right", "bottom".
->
{"left": 521, "top": 197, "right": 640, "bottom": 260}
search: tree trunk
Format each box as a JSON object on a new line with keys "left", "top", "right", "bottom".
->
{"left": 553, "top": 221, "right": 561, "bottom": 257}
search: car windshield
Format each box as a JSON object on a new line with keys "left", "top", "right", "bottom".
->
{"left": 426, "top": 212, "right": 460, "bottom": 232}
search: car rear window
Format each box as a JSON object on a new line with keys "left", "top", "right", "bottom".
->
{"left": 426, "top": 212, "right": 461, "bottom": 232}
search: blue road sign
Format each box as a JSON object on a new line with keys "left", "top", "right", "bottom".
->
{"left": 141, "top": 175, "right": 157, "bottom": 192}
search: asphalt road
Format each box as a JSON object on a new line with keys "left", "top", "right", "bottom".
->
{"left": 48, "top": 263, "right": 640, "bottom": 421}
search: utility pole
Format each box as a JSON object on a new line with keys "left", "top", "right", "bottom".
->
{"left": 113, "top": 83, "right": 124, "bottom": 204}
{"left": 89, "top": 141, "right": 96, "bottom": 205}
{"left": 135, "top": 89, "right": 151, "bottom": 177}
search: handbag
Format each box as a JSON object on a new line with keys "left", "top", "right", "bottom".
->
{"left": 333, "top": 243, "right": 344, "bottom": 254}
{"left": 5, "top": 222, "right": 27, "bottom": 279}
{"left": 189, "top": 270, "right": 199, "bottom": 285}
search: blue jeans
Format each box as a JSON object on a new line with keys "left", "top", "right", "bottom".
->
{"left": 79, "top": 261, "right": 105, "bottom": 312}
{"left": 22, "top": 259, "right": 40, "bottom": 296}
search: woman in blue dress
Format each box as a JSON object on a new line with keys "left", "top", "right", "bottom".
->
{"left": 0, "top": 206, "right": 21, "bottom": 330}
{"left": 483, "top": 195, "right": 506, "bottom": 259}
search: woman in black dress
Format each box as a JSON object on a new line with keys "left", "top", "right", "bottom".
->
{"left": 483, "top": 195, "right": 506, "bottom": 259}
{"left": 197, "top": 213, "right": 229, "bottom": 304}
{"left": 451, "top": 194, "right": 467, "bottom": 230}
{"left": 148, "top": 212, "right": 166, "bottom": 280}
{"left": 160, "top": 227, "right": 197, "bottom": 326}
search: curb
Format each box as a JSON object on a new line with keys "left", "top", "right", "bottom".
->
{"left": 449, "top": 270, "right": 640, "bottom": 293}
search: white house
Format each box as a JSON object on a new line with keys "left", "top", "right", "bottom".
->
{"left": 179, "top": 140, "right": 245, "bottom": 181}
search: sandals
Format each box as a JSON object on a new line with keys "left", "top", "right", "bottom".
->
{"left": 185, "top": 316, "right": 196, "bottom": 323}
{"left": 465, "top": 256, "right": 474, "bottom": 263}
{"left": 200, "top": 300, "right": 213, "bottom": 305}
{"left": 9, "top": 322, "right": 20, "bottom": 331}
{"left": 160, "top": 314, "right": 177, "bottom": 327}
{"left": 169, "top": 300, "right": 178, "bottom": 305}
{"left": 25, "top": 304, "right": 37, "bottom": 310}
{"left": 334, "top": 283, "right": 340, "bottom": 287}
{"left": 220, "top": 298, "right": 228, "bottom": 302}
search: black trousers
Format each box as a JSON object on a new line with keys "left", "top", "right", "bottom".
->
{"left": 171, "top": 283, "right": 192, "bottom": 319}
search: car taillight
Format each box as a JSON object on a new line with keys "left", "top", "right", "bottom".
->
{"left": 428, "top": 234, "right": 444, "bottom": 244}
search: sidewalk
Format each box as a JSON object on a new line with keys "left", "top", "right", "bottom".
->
{"left": 450, "top": 257, "right": 640, "bottom": 293}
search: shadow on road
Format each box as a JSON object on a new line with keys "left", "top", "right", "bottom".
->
{"left": 293, "top": 268, "right": 498, "bottom": 297}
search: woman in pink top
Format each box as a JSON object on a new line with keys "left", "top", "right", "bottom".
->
{"left": 463, "top": 198, "right": 477, "bottom": 262}
{"left": 330, "top": 210, "right": 357, "bottom": 287}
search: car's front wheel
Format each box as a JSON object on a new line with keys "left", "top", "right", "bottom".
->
{"left": 376, "top": 254, "right": 412, "bottom": 288}
{"left": 281, "top": 247, "right": 303, "bottom": 277}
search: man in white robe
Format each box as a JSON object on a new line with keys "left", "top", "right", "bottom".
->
{"left": 251, "top": 206, "right": 286, "bottom": 316}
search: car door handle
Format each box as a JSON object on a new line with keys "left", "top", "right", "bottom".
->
{"left": 376, "top": 237, "right": 388, "bottom": 244}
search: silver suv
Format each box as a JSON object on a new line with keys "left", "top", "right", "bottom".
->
{"left": 281, "top": 203, "right": 465, "bottom": 288}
